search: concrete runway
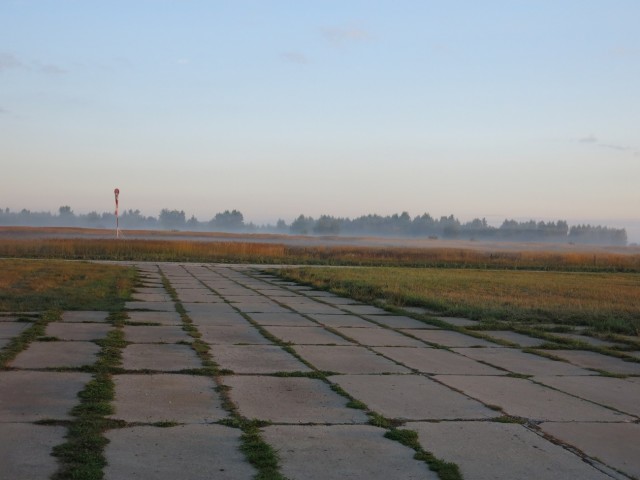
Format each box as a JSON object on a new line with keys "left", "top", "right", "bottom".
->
{"left": 1, "top": 263, "right": 639, "bottom": 479}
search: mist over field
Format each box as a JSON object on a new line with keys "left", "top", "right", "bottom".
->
{"left": 0, "top": 205, "right": 634, "bottom": 246}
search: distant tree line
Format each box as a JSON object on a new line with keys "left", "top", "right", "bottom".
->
{"left": 0, "top": 206, "right": 628, "bottom": 246}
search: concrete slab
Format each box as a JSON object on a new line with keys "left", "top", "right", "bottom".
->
{"left": 104, "top": 425, "right": 255, "bottom": 480}
{"left": 0, "top": 322, "right": 29, "bottom": 338}
{"left": 182, "top": 303, "right": 237, "bottom": 314}
{"left": 126, "top": 311, "right": 182, "bottom": 325}
{"left": 374, "top": 347, "right": 506, "bottom": 375}
{"left": 0, "top": 424, "right": 67, "bottom": 479}
{"left": 539, "top": 422, "right": 640, "bottom": 479}
{"left": 0, "top": 338, "right": 8, "bottom": 349}
{"left": 287, "top": 303, "right": 345, "bottom": 315}
{"left": 434, "top": 375, "right": 631, "bottom": 421}
{"left": 318, "top": 296, "right": 359, "bottom": 305}
{"left": 10, "top": 341, "right": 100, "bottom": 368}
{"left": 122, "top": 325, "right": 191, "bottom": 344}
{"left": 548, "top": 333, "right": 623, "bottom": 348}
{"left": 452, "top": 348, "right": 594, "bottom": 376}
{"left": 341, "top": 305, "right": 388, "bottom": 315}
{"left": 482, "top": 330, "right": 548, "bottom": 347}
{"left": 131, "top": 293, "right": 172, "bottom": 302}
{"left": 210, "top": 345, "right": 310, "bottom": 373}
{"left": 125, "top": 301, "right": 175, "bottom": 311}
{"left": 295, "top": 346, "right": 410, "bottom": 374}
{"left": 435, "top": 316, "right": 479, "bottom": 327}
{"left": 198, "top": 325, "right": 271, "bottom": 345}
{"left": 45, "top": 322, "right": 112, "bottom": 341}
{"left": 121, "top": 344, "right": 201, "bottom": 371}
{"left": 413, "top": 422, "right": 611, "bottom": 480}
{"left": 405, "top": 330, "right": 499, "bottom": 347}
{"left": 541, "top": 349, "right": 640, "bottom": 375}
{"left": 188, "top": 311, "right": 249, "bottom": 326}
{"left": 110, "top": 374, "right": 226, "bottom": 423}
{"left": 335, "top": 327, "right": 425, "bottom": 347}
{"left": 222, "top": 376, "right": 367, "bottom": 424}
{"left": 233, "top": 303, "right": 291, "bottom": 313}
{"left": 246, "top": 312, "right": 316, "bottom": 326}
{"left": 363, "top": 315, "right": 437, "bottom": 329}
{"left": 0, "top": 371, "right": 91, "bottom": 421}
{"left": 533, "top": 375, "right": 640, "bottom": 417}
{"left": 262, "top": 425, "right": 436, "bottom": 480}
{"left": 262, "top": 326, "right": 353, "bottom": 345}
{"left": 330, "top": 374, "right": 495, "bottom": 420}
{"left": 308, "top": 314, "right": 376, "bottom": 328}
{"left": 61, "top": 310, "right": 109, "bottom": 323}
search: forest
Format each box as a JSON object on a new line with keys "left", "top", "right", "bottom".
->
{"left": 0, "top": 207, "right": 628, "bottom": 246}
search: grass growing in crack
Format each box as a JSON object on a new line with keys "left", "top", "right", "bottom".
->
{"left": 384, "top": 429, "right": 462, "bottom": 480}
{"left": 52, "top": 315, "right": 124, "bottom": 480}
{"left": 159, "top": 268, "right": 286, "bottom": 480}
{"left": 0, "top": 310, "right": 56, "bottom": 367}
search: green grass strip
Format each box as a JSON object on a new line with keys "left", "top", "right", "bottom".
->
{"left": 52, "top": 316, "right": 126, "bottom": 480}
{"left": 161, "top": 268, "right": 286, "bottom": 480}
{"left": 384, "top": 428, "right": 463, "bottom": 480}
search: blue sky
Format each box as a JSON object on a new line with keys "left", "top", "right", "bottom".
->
{"left": 1, "top": 1, "right": 639, "bottom": 239}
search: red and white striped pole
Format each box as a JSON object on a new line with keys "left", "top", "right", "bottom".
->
{"left": 114, "top": 188, "right": 120, "bottom": 238}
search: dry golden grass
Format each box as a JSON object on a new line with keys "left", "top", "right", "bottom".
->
{"left": 0, "top": 259, "right": 135, "bottom": 311}
{"left": 1, "top": 236, "right": 639, "bottom": 271}
{"left": 279, "top": 267, "right": 640, "bottom": 334}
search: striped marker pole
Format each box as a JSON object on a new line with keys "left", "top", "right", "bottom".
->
{"left": 114, "top": 188, "right": 120, "bottom": 238}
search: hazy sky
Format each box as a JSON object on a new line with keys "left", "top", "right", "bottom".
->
{"left": 1, "top": 1, "right": 639, "bottom": 237}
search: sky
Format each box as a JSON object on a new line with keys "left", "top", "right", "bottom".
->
{"left": 1, "top": 1, "right": 639, "bottom": 240}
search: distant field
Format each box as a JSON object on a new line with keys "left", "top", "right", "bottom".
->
{"left": 0, "top": 259, "right": 135, "bottom": 312}
{"left": 278, "top": 267, "right": 640, "bottom": 335}
{"left": 1, "top": 226, "right": 640, "bottom": 271}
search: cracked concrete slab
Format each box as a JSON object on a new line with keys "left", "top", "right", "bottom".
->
{"left": 330, "top": 374, "right": 496, "bottom": 420}
{"left": 262, "top": 425, "right": 436, "bottom": 480}
{"left": 110, "top": 374, "right": 226, "bottom": 423}
{"left": 363, "top": 315, "right": 437, "bottom": 329}
{"left": 125, "top": 301, "right": 175, "bottom": 311}
{"left": 210, "top": 345, "right": 310, "bottom": 373}
{"left": 0, "top": 423, "right": 67, "bottom": 479}
{"left": 533, "top": 375, "right": 640, "bottom": 417}
{"left": 122, "top": 325, "right": 191, "bottom": 344}
{"left": 121, "top": 344, "right": 201, "bottom": 371}
{"left": 374, "top": 347, "right": 505, "bottom": 375}
{"left": 222, "top": 375, "right": 367, "bottom": 424}
{"left": 482, "top": 330, "right": 548, "bottom": 347}
{"left": 0, "top": 322, "right": 29, "bottom": 338}
{"left": 540, "top": 350, "right": 640, "bottom": 375}
{"left": 10, "top": 341, "right": 100, "bottom": 368}
{"left": 335, "top": 327, "right": 425, "bottom": 347}
{"left": 452, "top": 348, "right": 594, "bottom": 376}
{"left": 294, "top": 346, "right": 410, "bottom": 374}
{"left": 126, "top": 311, "right": 182, "bottom": 325}
{"left": 413, "top": 422, "right": 611, "bottom": 480}
{"left": 45, "top": 322, "right": 112, "bottom": 341}
{"left": 262, "top": 326, "right": 353, "bottom": 345}
{"left": 0, "top": 371, "right": 91, "bottom": 421}
{"left": 308, "top": 314, "right": 376, "bottom": 328}
{"left": 104, "top": 425, "right": 255, "bottom": 480}
{"left": 198, "top": 325, "right": 271, "bottom": 345}
{"left": 61, "top": 311, "right": 109, "bottom": 323}
{"left": 434, "top": 375, "right": 632, "bottom": 422}
{"left": 188, "top": 311, "right": 249, "bottom": 326}
{"left": 406, "top": 330, "right": 498, "bottom": 347}
{"left": 287, "top": 303, "right": 345, "bottom": 315}
{"left": 539, "top": 422, "right": 640, "bottom": 479}
{"left": 246, "top": 312, "right": 316, "bottom": 326}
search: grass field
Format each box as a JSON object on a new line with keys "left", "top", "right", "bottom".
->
{"left": 277, "top": 267, "right": 640, "bottom": 335}
{"left": 0, "top": 259, "right": 136, "bottom": 311}
{"left": 1, "top": 236, "right": 640, "bottom": 271}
